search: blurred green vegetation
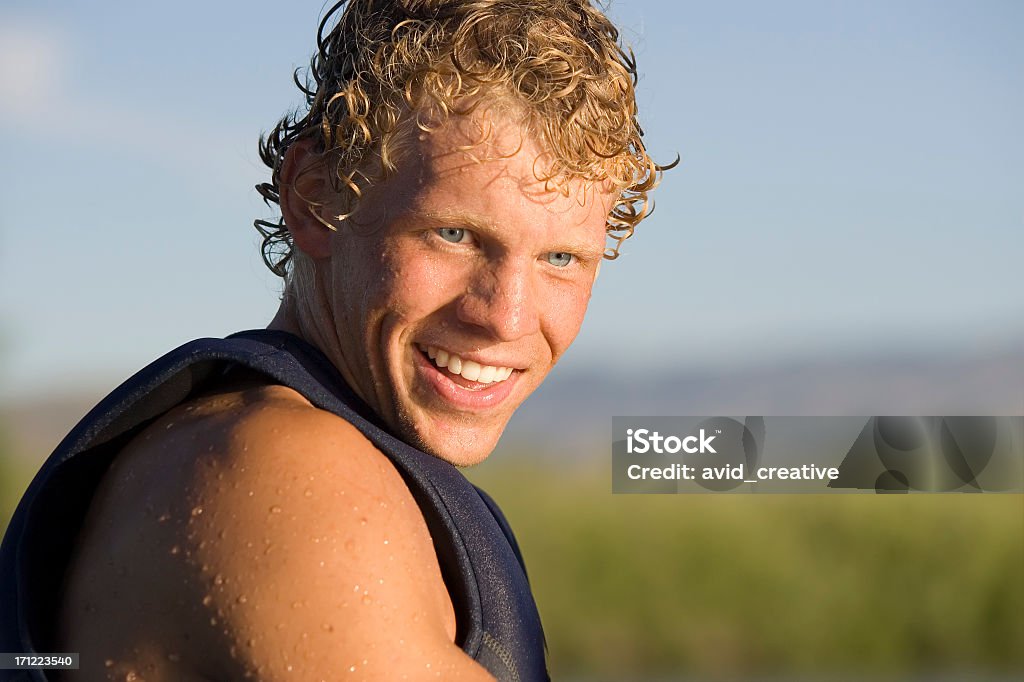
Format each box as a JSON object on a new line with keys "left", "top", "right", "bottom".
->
{"left": 0, "top": 421, "right": 33, "bottom": 538}
{"left": 467, "top": 458, "right": 1024, "bottom": 680}
{"left": 1, "top": 428, "right": 1020, "bottom": 680}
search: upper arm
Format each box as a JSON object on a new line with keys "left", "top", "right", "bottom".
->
{"left": 59, "top": 388, "right": 493, "bottom": 680}
{"left": 186, "top": 401, "right": 483, "bottom": 679}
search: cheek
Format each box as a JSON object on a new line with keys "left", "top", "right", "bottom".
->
{"left": 541, "top": 280, "right": 594, "bottom": 354}
{"left": 373, "top": 245, "right": 465, "bottom": 321}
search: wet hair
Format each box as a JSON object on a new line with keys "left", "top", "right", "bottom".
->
{"left": 255, "top": 0, "right": 672, "bottom": 278}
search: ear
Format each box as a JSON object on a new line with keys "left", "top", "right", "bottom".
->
{"left": 280, "top": 138, "right": 335, "bottom": 261}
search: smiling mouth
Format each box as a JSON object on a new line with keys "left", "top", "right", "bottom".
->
{"left": 416, "top": 344, "right": 515, "bottom": 385}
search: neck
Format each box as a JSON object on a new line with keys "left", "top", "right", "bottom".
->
{"left": 267, "top": 300, "right": 304, "bottom": 337}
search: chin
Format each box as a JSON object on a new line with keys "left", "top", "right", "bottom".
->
{"left": 399, "top": 416, "right": 506, "bottom": 468}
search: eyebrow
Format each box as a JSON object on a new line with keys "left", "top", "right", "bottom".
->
{"left": 413, "top": 209, "right": 497, "bottom": 233}
{"left": 411, "top": 209, "right": 606, "bottom": 260}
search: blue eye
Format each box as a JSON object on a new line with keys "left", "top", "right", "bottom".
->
{"left": 438, "top": 227, "right": 470, "bottom": 243}
{"left": 546, "top": 252, "right": 573, "bottom": 267}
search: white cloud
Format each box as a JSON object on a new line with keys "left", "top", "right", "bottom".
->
{"left": 0, "top": 18, "right": 65, "bottom": 116}
{"left": 0, "top": 13, "right": 252, "bottom": 193}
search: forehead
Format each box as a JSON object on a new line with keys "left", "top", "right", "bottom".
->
{"left": 373, "top": 108, "right": 617, "bottom": 233}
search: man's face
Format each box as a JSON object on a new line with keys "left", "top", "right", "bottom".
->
{"left": 319, "top": 111, "right": 613, "bottom": 465}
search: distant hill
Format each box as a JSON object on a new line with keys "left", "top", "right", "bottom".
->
{"left": 2, "top": 345, "right": 1021, "bottom": 468}
{"left": 499, "top": 345, "right": 1024, "bottom": 458}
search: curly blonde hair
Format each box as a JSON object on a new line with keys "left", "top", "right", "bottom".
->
{"left": 255, "top": 0, "right": 671, "bottom": 278}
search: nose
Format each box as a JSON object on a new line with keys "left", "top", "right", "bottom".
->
{"left": 456, "top": 257, "right": 541, "bottom": 342}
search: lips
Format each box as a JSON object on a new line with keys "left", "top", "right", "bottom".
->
{"left": 416, "top": 344, "right": 514, "bottom": 384}
{"left": 413, "top": 344, "right": 519, "bottom": 410}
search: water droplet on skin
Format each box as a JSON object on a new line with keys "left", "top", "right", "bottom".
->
{"left": 344, "top": 539, "right": 355, "bottom": 551}
{"left": 191, "top": 506, "right": 204, "bottom": 517}
{"left": 383, "top": 539, "right": 389, "bottom": 545}
{"left": 218, "top": 529, "right": 227, "bottom": 539}
{"left": 167, "top": 653, "right": 180, "bottom": 663}
{"left": 157, "top": 513, "right": 171, "bottom": 523}
{"left": 210, "top": 617, "right": 218, "bottom": 626}
{"left": 169, "top": 546, "right": 180, "bottom": 556}
{"left": 247, "top": 638, "right": 256, "bottom": 647}
{"left": 321, "top": 623, "right": 335, "bottom": 632}
{"left": 165, "top": 422, "right": 175, "bottom": 430}
{"left": 214, "top": 574, "right": 225, "bottom": 586}
{"left": 247, "top": 490, "right": 255, "bottom": 497}
{"left": 269, "top": 505, "right": 283, "bottom": 514}
{"left": 291, "top": 600, "right": 304, "bottom": 609}
{"left": 304, "top": 488, "right": 313, "bottom": 498}
{"left": 359, "top": 517, "right": 368, "bottom": 526}
{"left": 349, "top": 666, "right": 357, "bottom": 673}
{"left": 105, "top": 659, "right": 114, "bottom": 668}
{"left": 236, "top": 595, "right": 247, "bottom": 604}
{"left": 202, "top": 595, "right": 213, "bottom": 606}
{"left": 361, "top": 594, "right": 372, "bottom": 605}
{"left": 353, "top": 584, "right": 360, "bottom": 592}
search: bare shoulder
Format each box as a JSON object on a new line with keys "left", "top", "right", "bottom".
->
{"left": 58, "top": 382, "right": 492, "bottom": 681}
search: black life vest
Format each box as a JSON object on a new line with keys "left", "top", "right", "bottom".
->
{"left": 0, "top": 330, "right": 548, "bottom": 681}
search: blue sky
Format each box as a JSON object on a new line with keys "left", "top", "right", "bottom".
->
{"left": 1, "top": 0, "right": 1021, "bottom": 399}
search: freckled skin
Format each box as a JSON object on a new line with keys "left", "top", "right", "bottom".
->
{"left": 56, "top": 111, "right": 613, "bottom": 680}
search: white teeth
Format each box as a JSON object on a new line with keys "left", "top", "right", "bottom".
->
{"left": 418, "top": 345, "right": 515, "bottom": 385}
{"left": 461, "top": 360, "right": 482, "bottom": 382}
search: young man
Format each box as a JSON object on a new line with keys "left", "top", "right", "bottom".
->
{"left": 1, "top": 1, "right": 665, "bottom": 679}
